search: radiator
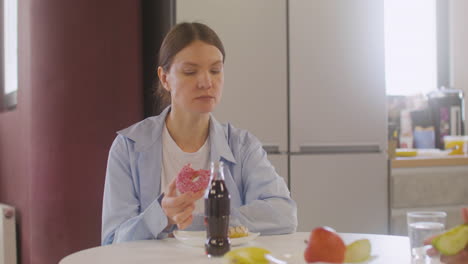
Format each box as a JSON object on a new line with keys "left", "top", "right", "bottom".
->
{"left": 0, "top": 204, "right": 16, "bottom": 264}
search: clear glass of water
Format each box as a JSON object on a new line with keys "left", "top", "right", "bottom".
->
{"left": 407, "top": 211, "right": 446, "bottom": 264}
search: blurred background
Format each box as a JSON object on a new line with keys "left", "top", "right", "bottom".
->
{"left": 1, "top": 1, "right": 467, "bottom": 264}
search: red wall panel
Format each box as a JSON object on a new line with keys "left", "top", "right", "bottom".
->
{"left": 0, "top": 1, "right": 34, "bottom": 263}
{"left": 0, "top": 1, "right": 143, "bottom": 263}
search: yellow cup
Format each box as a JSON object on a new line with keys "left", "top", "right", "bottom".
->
{"left": 444, "top": 136, "right": 468, "bottom": 155}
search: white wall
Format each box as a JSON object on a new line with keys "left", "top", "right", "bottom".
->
{"left": 450, "top": 0, "right": 468, "bottom": 133}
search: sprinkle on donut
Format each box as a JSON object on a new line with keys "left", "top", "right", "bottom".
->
{"left": 176, "top": 163, "right": 211, "bottom": 193}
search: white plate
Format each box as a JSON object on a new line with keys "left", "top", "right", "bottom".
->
{"left": 173, "top": 230, "right": 260, "bottom": 247}
{"left": 312, "top": 256, "right": 378, "bottom": 264}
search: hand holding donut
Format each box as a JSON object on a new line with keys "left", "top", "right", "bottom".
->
{"left": 161, "top": 177, "right": 204, "bottom": 230}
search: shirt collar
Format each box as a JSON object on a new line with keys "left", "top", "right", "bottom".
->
{"left": 116, "top": 106, "right": 168, "bottom": 152}
{"left": 117, "top": 106, "right": 236, "bottom": 164}
{"left": 209, "top": 115, "right": 236, "bottom": 165}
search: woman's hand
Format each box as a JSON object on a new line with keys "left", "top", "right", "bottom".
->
{"left": 161, "top": 178, "right": 204, "bottom": 230}
{"left": 425, "top": 208, "right": 468, "bottom": 264}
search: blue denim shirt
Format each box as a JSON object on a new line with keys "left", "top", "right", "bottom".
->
{"left": 101, "top": 107, "right": 297, "bottom": 245}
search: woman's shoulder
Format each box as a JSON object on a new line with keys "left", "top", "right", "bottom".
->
{"left": 114, "top": 114, "right": 166, "bottom": 152}
{"left": 217, "top": 121, "right": 262, "bottom": 149}
{"left": 118, "top": 116, "right": 162, "bottom": 138}
{"left": 117, "top": 108, "right": 170, "bottom": 141}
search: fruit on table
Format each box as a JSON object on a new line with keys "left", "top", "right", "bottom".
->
{"left": 304, "top": 227, "right": 346, "bottom": 263}
{"left": 344, "top": 239, "right": 371, "bottom": 263}
{"left": 432, "top": 224, "right": 468, "bottom": 256}
{"left": 176, "top": 163, "right": 210, "bottom": 193}
{"left": 223, "top": 247, "right": 271, "bottom": 264}
{"left": 228, "top": 225, "right": 249, "bottom": 238}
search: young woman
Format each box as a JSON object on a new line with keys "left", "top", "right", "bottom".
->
{"left": 101, "top": 22, "right": 297, "bottom": 245}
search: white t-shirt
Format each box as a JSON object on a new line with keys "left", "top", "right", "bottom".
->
{"left": 161, "top": 123, "right": 210, "bottom": 215}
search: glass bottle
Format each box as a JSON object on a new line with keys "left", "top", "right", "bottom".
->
{"left": 204, "top": 161, "right": 230, "bottom": 257}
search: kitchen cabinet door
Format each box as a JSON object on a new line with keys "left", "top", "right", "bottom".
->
{"left": 176, "top": 0, "right": 288, "bottom": 152}
{"left": 290, "top": 154, "right": 388, "bottom": 234}
{"left": 289, "top": 0, "right": 386, "bottom": 152}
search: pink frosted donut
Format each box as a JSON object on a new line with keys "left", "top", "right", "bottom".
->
{"left": 176, "top": 164, "right": 210, "bottom": 193}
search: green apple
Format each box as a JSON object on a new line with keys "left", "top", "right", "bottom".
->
{"left": 432, "top": 224, "right": 468, "bottom": 256}
{"left": 344, "top": 239, "right": 371, "bottom": 263}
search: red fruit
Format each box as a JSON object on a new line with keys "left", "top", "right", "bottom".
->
{"left": 304, "top": 227, "right": 346, "bottom": 263}
{"left": 176, "top": 164, "right": 210, "bottom": 193}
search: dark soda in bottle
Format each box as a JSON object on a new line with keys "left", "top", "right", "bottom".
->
{"left": 205, "top": 161, "right": 230, "bottom": 257}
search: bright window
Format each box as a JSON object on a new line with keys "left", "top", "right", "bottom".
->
{"left": 384, "top": 0, "right": 437, "bottom": 96}
{"left": 4, "top": 0, "right": 18, "bottom": 95}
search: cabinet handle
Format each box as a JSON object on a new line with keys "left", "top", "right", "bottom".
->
{"left": 263, "top": 145, "right": 281, "bottom": 154}
{"left": 294, "top": 144, "right": 381, "bottom": 155}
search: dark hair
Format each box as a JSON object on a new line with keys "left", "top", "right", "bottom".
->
{"left": 155, "top": 22, "right": 226, "bottom": 113}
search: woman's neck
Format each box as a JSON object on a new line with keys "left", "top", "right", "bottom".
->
{"left": 165, "top": 108, "right": 210, "bottom": 153}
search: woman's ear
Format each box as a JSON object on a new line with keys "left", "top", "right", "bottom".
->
{"left": 157, "top": 66, "right": 170, "bottom": 92}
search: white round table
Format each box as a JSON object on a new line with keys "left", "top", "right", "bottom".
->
{"left": 59, "top": 232, "right": 411, "bottom": 264}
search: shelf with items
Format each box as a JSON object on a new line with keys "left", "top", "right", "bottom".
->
{"left": 391, "top": 154, "right": 468, "bottom": 168}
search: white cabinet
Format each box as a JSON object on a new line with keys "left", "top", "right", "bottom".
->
{"left": 291, "top": 154, "right": 388, "bottom": 233}
{"left": 289, "top": 0, "right": 388, "bottom": 234}
{"left": 289, "top": 0, "right": 386, "bottom": 151}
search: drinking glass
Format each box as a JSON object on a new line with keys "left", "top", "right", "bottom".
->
{"left": 407, "top": 211, "right": 446, "bottom": 264}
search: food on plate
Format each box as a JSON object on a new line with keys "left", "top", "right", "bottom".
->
{"left": 176, "top": 163, "right": 210, "bottom": 193}
{"left": 223, "top": 247, "right": 271, "bottom": 264}
{"left": 344, "top": 239, "right": 371, "bottom": 263}
{"left": 304, "top": 227, "right": 346, "bottom": 263}
{"left": 431, "top": 224, "right": 468, "bottom": 256}
{"left": 304, "top": 227, "right": 373, "bottom": 263}
{"left": 228, "top": 226, "right": 249, "bottom": 238}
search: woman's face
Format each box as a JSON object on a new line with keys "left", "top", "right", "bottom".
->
{"left": 160, "top": 40, "right": 224, "bottom": 115}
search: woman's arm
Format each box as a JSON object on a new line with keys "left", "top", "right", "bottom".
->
{"left": 101, "top": 135, "right": 170, "bottom": 245}
{"left": 231, "top": 133, "right": 298, "bottom": 235}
